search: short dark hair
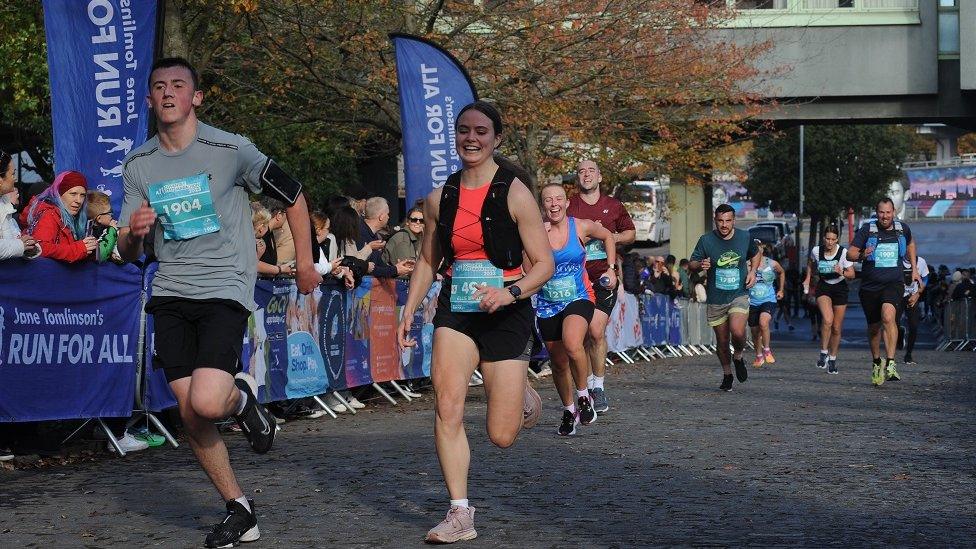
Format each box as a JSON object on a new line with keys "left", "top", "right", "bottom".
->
{"left": 666, "top": 254, "right": 676, "bottom": 265}
{"left": 679, "top": 258, "right": 689, "bottom": 267}
{"left": 714, "top": 203, "right": 736, "bottom": 217}
{"left": 259, "top": 195, "right": 286, "bottom": 215}
{"left": 149, "top": 57, "right": 199, "bottom": 90}
{"left": 876, "top": 196, "right": 895, "bottom": 210}
{"left": 457, "top": 100, "right": 503, "bottom": 135}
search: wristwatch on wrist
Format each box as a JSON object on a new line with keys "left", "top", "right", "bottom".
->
{"left": 508, "top": 284, "right": 522, "bottom": 301}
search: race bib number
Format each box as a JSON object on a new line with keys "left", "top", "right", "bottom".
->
{"left": 450, "top": 260, "right": 503, "bottom": 312}
{"left": 716, "top": 267, "right": 740, "bottom": 291}
{"left": 542, "top": 276, "right": 578, "bottom": 303}
{"left": 750, "top": 283, "right": 771, "bottom": 300}
{"left": 584, "top": 239, "right": 608, "bottom": 261}
{"left": 148, "top": 173, "right": 220, "bottom": 241}
{"left": 874, "top": 242, "right": 898, "bottom": 268}
{"left": 818, "top": 260, "right": 838, "bottom": 274}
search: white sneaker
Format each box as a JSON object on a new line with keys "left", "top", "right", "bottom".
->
{"left": 307, "top": 409, "right": 328, "bottom": 419}
{"left": 0, "top": 451, "right": 14, "bottom": 462}
{"left": 347, "top": 396, "right": 366, "bottom": 409}
{"left": 108, "top": 432, "right": 149, "bottom": 453}
{"left": 324, "top": 393, "right": 348, "bottom": 413}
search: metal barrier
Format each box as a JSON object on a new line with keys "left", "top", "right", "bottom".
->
{"left": 937, "top": 298, "right": 975, "bottom": 352}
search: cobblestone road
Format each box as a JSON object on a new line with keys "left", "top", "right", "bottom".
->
{"left": 2, "top": 342, "right": 974, "bottom": 547}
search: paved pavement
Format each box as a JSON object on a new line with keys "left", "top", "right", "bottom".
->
{"left": 2, "top": 329, "right": 974, "bottom": 547}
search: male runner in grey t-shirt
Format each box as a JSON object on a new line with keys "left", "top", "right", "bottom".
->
{"left": 118, "top": 57, "right": 321, "bottom": 548}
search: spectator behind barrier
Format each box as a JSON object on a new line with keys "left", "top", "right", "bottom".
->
{"left": 647, "top": 255, "right": 674, "bottom": 296}
{"left": 676, "top": 259, "right": 691, "bottom": 299}
{"left": 620, "top": 252, "right": 643, "bottom": 295}
{"left": 361, "top": 197, "right": 413, "bottom": 279}
{"left": 344, "top": 184, "right": 369, "bottom": 217}
{"left": 255, "top": 197, "right": 297, "bottom": 277}
{"left": 310, "top": 210, "right": 354, "bottom": 288}
{"left": 0, "top": 150, "right": 40, "bottom": 260}
{"left": 85, "top": 190, "right": 122, "bottom": 263}
{"left": 252, "top": 206, "right": 272, "bottom": 262}
{"left": 952, "top": 269, "right": 974, "bottom": 299}
{"left": 382, "top": 204, "right": 423, "bottom": 278}
{"left": 23, "top": 171, "right": 97, "bottom": 263}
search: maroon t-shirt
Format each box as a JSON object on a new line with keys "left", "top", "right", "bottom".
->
{"left": 567, "top": 193, "right": 635, "bottom": 281}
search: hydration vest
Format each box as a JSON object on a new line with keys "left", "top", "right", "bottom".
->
{"left": 818, "top": 245, "right": 844, "bottom": 281}
{"left": 865, "top": 220, "right": 907, "bottom": 263}
{"left": 437, "top": 166, "right": 524, "bottom": 270}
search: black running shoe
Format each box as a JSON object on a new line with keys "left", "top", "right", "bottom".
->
{"left": 904, "top": 354, "right": 916, "bottom": 365}
{"left": 234, "top": 375, "right": 276, "bottom": 454}
{"left": 204, "top": 499, "right": 259, "bottom": 548}
{"left": 827, "top": 359, "right": 838, "bottom": 375}
{"left": 720, "top": 374, "right": 734, "bottom": 392}
{"left": 557, "top": 410, "right": 578, "bottom": 436}
{"left": 578, "top": 396, "right": 597, "bottom": 425}
{"left": 733, "top": 357, "right": 748, "bottom": 383}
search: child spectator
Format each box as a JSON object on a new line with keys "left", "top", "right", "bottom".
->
{"left": 86, "top": 190, "right": 121, "bottom": 263}
{"left": 23, "top": 170, "right": 96, "bottom": 263}
{"left": 0, "top": 150, "right": 40, "bottom": 260}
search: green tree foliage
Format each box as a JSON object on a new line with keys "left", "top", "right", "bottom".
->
{"left": 747, "top": 125, "right": 912, "bottom": 218}
{"left": 0, "top": 1, "right": 54, "bottom": 180}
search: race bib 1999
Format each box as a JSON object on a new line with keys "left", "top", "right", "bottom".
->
{"left": 450, "top": 260, "right": 503, "bottom": 312}
{"left": 148, "top": 173, "right": 220, "bottom": 241}
{"left": 874, "top": 242, "right": 898, "bottom": 268}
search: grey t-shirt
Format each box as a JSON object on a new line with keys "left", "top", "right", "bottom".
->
{"left": 120, "top": 122, "right": 268, "bottom": 310}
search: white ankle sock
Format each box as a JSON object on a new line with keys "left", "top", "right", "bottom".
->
{"left": 450, "top": 499, "right": 469, "bottom": 509}
{"left": 233, "top": 496, "right": 251, "bottom": 513}
{"left": 820, "top": 349, "right": 829, "bottom": 355}
{"left": 828, "top": 355, "right": 836, "bottom": 361}
{"left": 592, "top": 376, "right": 605, "bottom": 390}
{"left": 586, "top": 374, "right": 595, "bottom": 389}
{"left": 564, "top": 403, "right": 577, "bottom": 414}
{"left": 235, "top": 389, "right": 248, "bottom": 416}
{"left": 576, "top": 388, "right": 589, "bottom": 400}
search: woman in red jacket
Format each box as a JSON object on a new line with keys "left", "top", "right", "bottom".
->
{"left": 24, "top": 171, "right": 97, "bottom": 263}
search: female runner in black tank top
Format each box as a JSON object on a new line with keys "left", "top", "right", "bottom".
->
{"left": 396, "top": 101, "right": 554, "bottom": 543}
{"left": 802, "top": 225, "right": 856, "bottom": 373}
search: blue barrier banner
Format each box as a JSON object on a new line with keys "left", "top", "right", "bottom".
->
{"left": 143, "top": 264, "right": 177, "bottom": 412}
{"left": 392, "top": 34, "right": 477, "bottom": 208}
{"left": 396, "top": 280, "right": 440, "bottom": 380}
{"left": 667, "top": 298, "right": 682, "bottom": 345}
{"left": 0, "top": 259, "right": 142, "bottom": 422}
{"left": 639, "top": 294, "right": 669, "bottom": 347}
{"left": 317, "top": 281, "right": 347, "bottom": 394}
{"left": 43, "top": 0, "right": 158, "bottom": 215}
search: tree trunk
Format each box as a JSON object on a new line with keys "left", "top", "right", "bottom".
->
{"left": 162, "top": 0, "right": 188, "bottom": 58}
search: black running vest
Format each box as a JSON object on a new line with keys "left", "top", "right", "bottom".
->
{"left": 819, "top": 245, "right": 844, "bottom": 281}
{"left": 437, "top": 166, "right": 524, "bottom": 271}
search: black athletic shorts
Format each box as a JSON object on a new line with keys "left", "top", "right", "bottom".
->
{"left": 748, "top": 302, "right": 776, "bottom": 327}
{"left": 858, "top": 281, "right": 903, "bottom": 325}
{"left": 146, "top": 296, "right": 250, "bottom": 383}
{"left": 816, "top": 281, "right": 849, "bottom": 306}
{"left": 432, "top": 279, "right": 534, "bottom": 362}
{"left": 592, "top": 283, "right": 617, "bottom": 316}
{"left": 537, "top": 299, "right": 596, "bottom": 342}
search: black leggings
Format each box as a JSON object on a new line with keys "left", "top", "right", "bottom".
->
{"left": 900, "top": 296, "right": 921, "bottom": 355}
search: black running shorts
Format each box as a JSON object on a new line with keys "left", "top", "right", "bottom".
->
{"left": 432, "top": 279, "right": 534, "bottom": 362}
{"left": 816, "top": 281, "right": 849, "bottom": 306}
{"left": 592, "top": 283, "right": 617, "bottom": 317}
{"left": 747, "top": 302, "right": 776, "bottom": 328}
{"left": 858, "top": 281, "right": 903, "bottom": 325}
{"left": 537, "top": 299, "right": 596, "bottom": 342}
{"left": 146, "top": 296, "right": 250, "bottom": 383}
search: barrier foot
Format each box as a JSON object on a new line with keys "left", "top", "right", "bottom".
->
{"left": 312, "top": 396, "right": 339, "bottom": 419}
{"left": 615, "top": 351, "right": 635, "bottom": 364}
{"left": 665, "top": 345, "right": 681, "bottom": 358}
{"left": 146, "top": 412, "right": 179, "bottom": 448}
{"left": 98, "top": 418, "right": 126, "bottom": 457}
{"left": 373, "top": 383, "right": 398, "bottom": 405}
{"left": 604, "top": 357, "right": 614, "bottom": 367}
{"left": 653, "top": 347, "right": 668, "bottom": 359}
{"left": 388, "top": 380, "right": 413, "bottom": 402}
{"left": 61, "top": 418, "right": 93, "bottom": 447}
{"left": 679, "top": 345, "right": 695, "bottom": 357}
{"left": 527, "top": 366, "right": 541, "bottom": 380}
{"left": 331, "top": 391, "right": 358, "bottom": 415}
{"left": 634, "top": 347, "right": 653, "bottom": 361}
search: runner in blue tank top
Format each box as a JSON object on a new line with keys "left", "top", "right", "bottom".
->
{"left": 747, "top": 242, "right": 785, "bottom": 368}
{"left": 534, "top": 183, "right": 616, "bottom": 436}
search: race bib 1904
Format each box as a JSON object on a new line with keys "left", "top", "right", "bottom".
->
{"left": 716, "top": 267, "right": 740, "bottom": 291}
{"left": 450, "top": 260, "right": 503, "bottom": 312}
{"left": 584, "top": 239, "right": 608, "bottom": 261}
{"left": 541, "top": 276, "right": 578, "bottom": 303}
{"left": 148, "top": 173, "right": 220, "bottom": 241}
{"left": 874, "top": 242, "right": 898, "bottom": 268}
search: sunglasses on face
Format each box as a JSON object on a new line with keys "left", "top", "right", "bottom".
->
{"left": 408, "top": 217, "right": 424, "bottom": 223}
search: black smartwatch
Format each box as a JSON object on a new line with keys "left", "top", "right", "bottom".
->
{"left": 508, "top": 284, "right": 522, "bottom": 301}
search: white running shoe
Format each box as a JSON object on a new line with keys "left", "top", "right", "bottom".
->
{"left": 108, "top": 431, "right": 149, "bottom": 453}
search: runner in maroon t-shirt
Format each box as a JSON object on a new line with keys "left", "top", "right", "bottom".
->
{"left": 566, "top": 160, "right": 635, "bottom": 413}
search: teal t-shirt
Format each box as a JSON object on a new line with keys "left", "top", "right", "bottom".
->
{"left": 690, "top": 229, "right": 758, "bottom": 305}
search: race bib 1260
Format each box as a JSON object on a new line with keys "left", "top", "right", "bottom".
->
{"left": 584, "top": 239, "right": 608, "bottom": 261}
{"left": 716, "top": 267, "right": 740, "bottom": 291}
{"left": 450, "top": 260, "right": 503, "bottom": 312}
{"left": 148, "top": 173, "right": 220, "bottom": 241}
{"left": 874, "top": 242, "right": 898, "bottom": 268}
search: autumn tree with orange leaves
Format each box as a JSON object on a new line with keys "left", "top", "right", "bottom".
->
{"left": 171, "top": 1, "right": 771, "bottom": 191}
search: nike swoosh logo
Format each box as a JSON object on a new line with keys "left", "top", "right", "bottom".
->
{"left": 716, "top": 257, "right": 737, "bottom": 267}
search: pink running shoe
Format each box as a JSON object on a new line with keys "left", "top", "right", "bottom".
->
{"left": 523, "top": 384, "right": 542, "bottom": 429}
{"left": 425, "top": 506, "right": 477, "bottom": 543}
{"left": 764, "top": 349, "right": 776, "bottom": 364}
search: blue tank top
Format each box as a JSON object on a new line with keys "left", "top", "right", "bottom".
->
{"left": 536, "top": 217, "right": 594, "bottom": 318}
{"left": 749, "top": 257, "right": 777, "bottom": 306}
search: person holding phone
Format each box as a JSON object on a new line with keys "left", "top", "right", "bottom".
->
{"left": 361, "top": 196, "right": 413, "bottom": 278}
{"left": 383, "top": 205, "right": 424, "bottom": 278}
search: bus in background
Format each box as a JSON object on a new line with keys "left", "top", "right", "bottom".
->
{"left": 613, "top": 178, "right": 671, "bottom": 245}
